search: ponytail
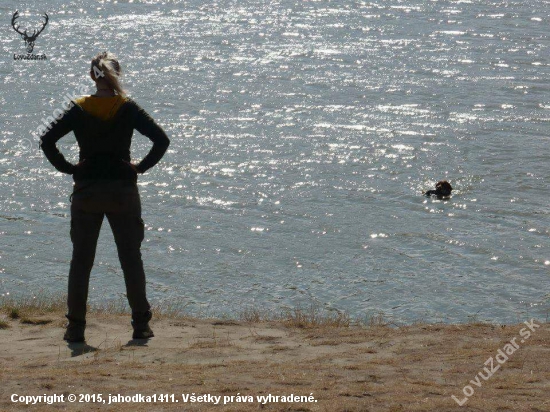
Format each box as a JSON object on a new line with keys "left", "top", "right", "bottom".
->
{"left": 90, "top": 51, "right": 126, "bottom": 97}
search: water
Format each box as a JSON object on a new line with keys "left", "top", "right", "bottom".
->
{"left": 1, "top": 0, "right": 549, "bottom": 323}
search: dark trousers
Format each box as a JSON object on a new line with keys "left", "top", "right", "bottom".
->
{"left": 67, "top": 180, "right": 151, "bottom": 325}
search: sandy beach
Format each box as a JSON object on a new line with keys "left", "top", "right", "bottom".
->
{"left": 0, "top": 303, "right": 548, "bottom": 411}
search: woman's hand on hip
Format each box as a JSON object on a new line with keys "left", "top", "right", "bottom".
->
{"left": 123, "top": 160, "right": 139, "bottom": 174}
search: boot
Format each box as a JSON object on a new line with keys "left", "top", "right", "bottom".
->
{"left": 132, "top": 310, "right": 154, "bottom": 339}
{"left": 63, "top": 321, "right": 85, "bottom": 343}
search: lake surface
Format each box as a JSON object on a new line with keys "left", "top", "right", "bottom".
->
{"left": 1, "top": 0, "right": 549, "bottom": 323}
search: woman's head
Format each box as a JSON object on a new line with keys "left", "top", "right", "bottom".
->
{"left": 90, "top": 51, "right": 125, "bottom": 96}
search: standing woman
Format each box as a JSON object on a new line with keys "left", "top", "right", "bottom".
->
{"left": 40, "top": 52, "right": 170, "bottom": 342}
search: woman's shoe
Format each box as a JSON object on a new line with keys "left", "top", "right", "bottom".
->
{"left": 132, "top": 325, "right": 154, "bottom": 339}
{"left": 63, "top": 323, "right": 85, "bottom": 342}
{"left": 132, "top": 310, "right": 154, "bottom": 339}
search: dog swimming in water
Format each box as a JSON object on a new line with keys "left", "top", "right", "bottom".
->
{"left": 424, "top": 180, "right": 452, "bottom": 198}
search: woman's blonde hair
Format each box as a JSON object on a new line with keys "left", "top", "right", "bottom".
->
{"left": 90, "top": 51, "right": 126, "bottom": 97}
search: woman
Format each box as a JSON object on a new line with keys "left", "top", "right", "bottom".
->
{"left": 40, "top": 52, "right": 170, "bottom": 342}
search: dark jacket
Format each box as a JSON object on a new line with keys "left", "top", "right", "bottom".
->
{"left": 40, "top": 98, "right": 170, "bottom": 182}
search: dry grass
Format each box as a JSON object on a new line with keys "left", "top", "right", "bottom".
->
{"left": 251, "top": 334, "right": 281, "bottom": 343}
{"left": 240, "top": 304, "right": 353, "bottom": 328}
{"left": 1, "top": 293, "right": 66, "bottom": 316}
{"left": 1, "top": 294, "right": 549, "bottom": 412}
{"left": 20, "top": 317, "right": 53, "bottom": 325}
{"left": 0, "top": 294, "right": 363, "bottom": 329}
{"left": 8, "top": 308, "right": 20, "bottom": 319}
{"left": 0, "top": 294, "right": 194, "bottom": 322}
{"left": 189, "top": 330, "right": 234, "bottom": 349}
{"left": 280, "top": 305, "right": 351, "bottom": 328}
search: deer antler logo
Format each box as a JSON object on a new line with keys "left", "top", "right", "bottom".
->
{"left": 11, "top": 11, "right": 49, "bottom": 54}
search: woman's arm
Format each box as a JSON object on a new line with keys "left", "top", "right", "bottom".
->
{"left": 132, "top": 102, "right": 170, "bottom": 174}
{"left": 40, "top": 108, "right": 77, "bottom": 174}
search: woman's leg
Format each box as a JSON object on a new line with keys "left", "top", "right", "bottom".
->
{"left": 67, "top": 199, "right": 104, "bottom": 331}
{"left": 106, "top": 190, "right": 152, "bottom": 325}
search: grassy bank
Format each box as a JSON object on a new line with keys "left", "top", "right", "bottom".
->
{"left": 0, "top": 295, "right": 549, "bottom": 411}
{"left": 0, "top": 293, "right": 369, "bottom": 328}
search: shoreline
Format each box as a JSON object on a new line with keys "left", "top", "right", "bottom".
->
{"left": 1, "top": 298, "right": 549, "bottom": 411}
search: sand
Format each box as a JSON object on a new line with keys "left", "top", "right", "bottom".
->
{"left": 0, "top": 311, "right": 548, "bottom": 411}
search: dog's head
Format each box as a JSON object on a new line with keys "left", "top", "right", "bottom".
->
{"left": 436, "top": 180, "right": 452, "bottom": 195}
